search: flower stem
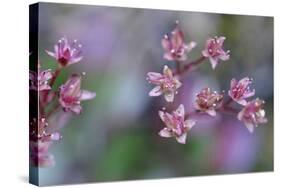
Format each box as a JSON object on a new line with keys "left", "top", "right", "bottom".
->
{"left": 174, "top": 56, "right": 206, "bottom": 76}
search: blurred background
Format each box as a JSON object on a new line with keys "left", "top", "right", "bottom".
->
{"left": 34, "top": 2, "right": 273, "bottom": 186}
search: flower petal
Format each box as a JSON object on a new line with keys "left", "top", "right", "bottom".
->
{"left": 70, "top": 105, "right": 82, "bottom": 114}
{"left": 161, "top": 36, "right": 171, "bottom": 51}
{"left": 163, "top": 65, "right": 173, "bottom": 78}
{"left": 176, "top": 133, "right": 187, "bottom": 144}
{"left": 159, "top": 128, "right": 173, "bottom": 138}
{"left": 219, "top": 53, "right": 230, "bottom": 61}
{"left": 163, "top": 53, "right": 174, "bottom": 61}
{"left": 80, "top": 90, "right": 96, "bottom": 101}
{"left": 147, "top": 72, "right": 163, "bottom": 80}
{"left": 201, "top": 49, "right": 209, "bottom": 57}
{"left": 185, "top": 41, "right": 197, "bottom": 52}
{"left": 45, "top": 50, "right": 56, "bottom": 58}
{"left": 217, "top": 36, "right": 226, "bottom": 45}
{"left": 184, "top": 119, "right": 195, "bottom": 130}
{"left": 175, "top": 104, "right": 185, "bottom": 118}
{"left": 206, "top": 109, "right": 216, "bottom": 117}
{"left": 237, "top": 99, "right": 248, "bottom": 106}
{"left": 244, "top": 122, "right": 255, "bottom": 133}
{"left": 149, "top": 86, "right": 162, "bottom": 97}
{"left": 209, "top": 57, "right": 218, "bottom": 69}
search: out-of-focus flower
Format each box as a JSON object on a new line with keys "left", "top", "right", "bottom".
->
{"left": 158, "top": 104, "right": 195, "bottom": 144}
{"left": 228, "top": 77, "right": 255, "bottom": 106}
{"left": 161, "top": 21, "right": 196, "bottom": 61}
{"left": 202, "top": 36, "right": 230, "bottom": 69}
{"left": 194, "top": 88, "right": 223, "bottom": 116}
{"left": 237, "top": 98, "right": 267, "bottom": 133}
{"left": 59, "top": 74, "right": 96, "bottom": 114}
{"left": 29, "top": 69, "right": 52, "bottom": 91}
{"left": 29, "top": 117, "right": 61, "bottom": 167}
{"left": 147, "top": 65, "right": 182, "bottom": 102}
{"left": 30, "top": 141, "right": 55, "bottom": 167}
{"left": 46, "top": 37, "right": 83, "bottom": 67}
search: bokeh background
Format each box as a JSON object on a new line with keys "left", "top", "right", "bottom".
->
{"left": 34, "top": 2, "right": 273, "bottom": 186}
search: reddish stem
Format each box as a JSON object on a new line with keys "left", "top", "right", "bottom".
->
{"left": 174, "top": 56, "right": 206, "bottom": 75}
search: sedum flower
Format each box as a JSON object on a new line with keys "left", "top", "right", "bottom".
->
{"left": 158, "top": 104, "right": 195, "bottom": 144}
{"left": 237, "top": 98, "right": 268, "bottom": 133}
{"left": 202, "top": 36, "right": 230, "bottom": 69}
{"left": 29, "top": 118, "right": 61, "bottom": 167}
{"left": 161, "top": 21, "right": 196, "bottom": 61}
{"left": 194, "top": 88, "right": 223, "bottom": 116}
{"left": 228, "top": 77, "right": 255, "bottom": 106}
{"left": 29, "top": 69, "right": 53, "bottom": 91}
{"left": 30, "top": 141, "right": 55, "bottom": 167}
{"left": 59, "top": 74, "right": 96, "bottom": 114}
{"left": 147, "top": 65, "right": 182, "bottom": 102}
{"left": 46, "top": 37, "right": 83, "bottom": 67}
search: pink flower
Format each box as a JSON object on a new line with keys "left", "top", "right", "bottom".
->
{"left": 147, "top": 65, "right": 182, "bottom": 102}
{"left": 158, "top": 104, "right": 195, "bottom": 144}
{"left": 29, "top": 69, "right": 53, "bottom": 91}
{"left": 194, "top": 88, "right": 223, "bottom": 116}
{"left": 237, "top": 98, "right": 268, "bottom": 133}
{"left": 202, "top": 36, "right": 230, "bottom": 69}
{"left": 30, "top": 141, "right": 55, "bottom": 167}
{"left": 29, "top": 117, "right": 61, "bottom": 167}
{"left": 228, "top": 77, "right": 255, "bottom": 106}
{"left": 59, "top": 74, "right": 96, "bottom": 114}
{"left": 161, "top": 21, "right": 196, "bottom": 61}
{"left": 46, "top": 37, "right": 83, "bottom": 67}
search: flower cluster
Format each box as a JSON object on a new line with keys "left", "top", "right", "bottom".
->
{"left": 146, "top": 21, "right": 268, "bottom": 144}
{"left": 29, "top": 37, "right": 96, "bottom": 167}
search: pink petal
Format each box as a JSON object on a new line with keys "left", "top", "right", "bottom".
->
{"left": 209, "top": 57, "right": 218, "bottom": 69}
{"left": 176, "top": 133, "right": 187, "bottom": 144}
{"left": 159, "top": 128, "right": 173, "bottom": 138}
{"left": 171, "top": 27, "right": 184, "bottom": 48}
{"left": 237, "top": 110, "right": 244, "bottom": 121}
{"left": 240, "top": 77, "right": 251, "bottom": 85}
{"left": 163, "top": 65, "right": 173, "bottom": 78}
{"left": 147, "top": 72, "right": 163, "bottom": 80}
{"left": 70, "top": 56, "right": 83, "bottom": 64}
{"left": 161, "top": 37, "right": 171, "bottom": 51}
{"left": 244, "top": 90, "right": 255, "bottom": 98}
{"left": 184, "top": 119, "right": 195, "bottom": 130}
{"left": 149, "top": 86, "right": 162, "bottom": 97}
{"left": 163, "top": 53, "right": 174, "bottom": 61}
{"left": 230, "top": 78, "right": 237, "bottom": 89}
{"left": 175, "top": 104, "right": 185, "bottom": 118}
{"left": 50, "top": 132, "right": 61, "bottom": 141}
{"left": 80, "top": 90, "right": 96, "bottom": 101}
{"left": 70, "top": 105, "right": 82, "bottom": 114}
{"left": 219, "top": 53, "right": 230, "bottom": 61}
{"left": 206, "top": 109, "right": 216, "bottom": 117}
{"left": 41, "top": 70, "right": 53, "bottom": 80}
{"left": 185, "top": 41, "right": 197, "bottom": 52}
{"left": 237, "top": 99, "right": 248, "bottom": 106}
{"left": 244, "top": 122, "right": 254, "bottom": 133}
{"left": 39, "top": 85, "right": 51, "bottom": 91}
{"left": 45, "top": 50, "right": 56, "bottom": 58}
{"left": 217, "top": 36, "right": 226, "bottom": 45}
{"left": 201, "top": 49, "right": 209, "bottom": 57}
